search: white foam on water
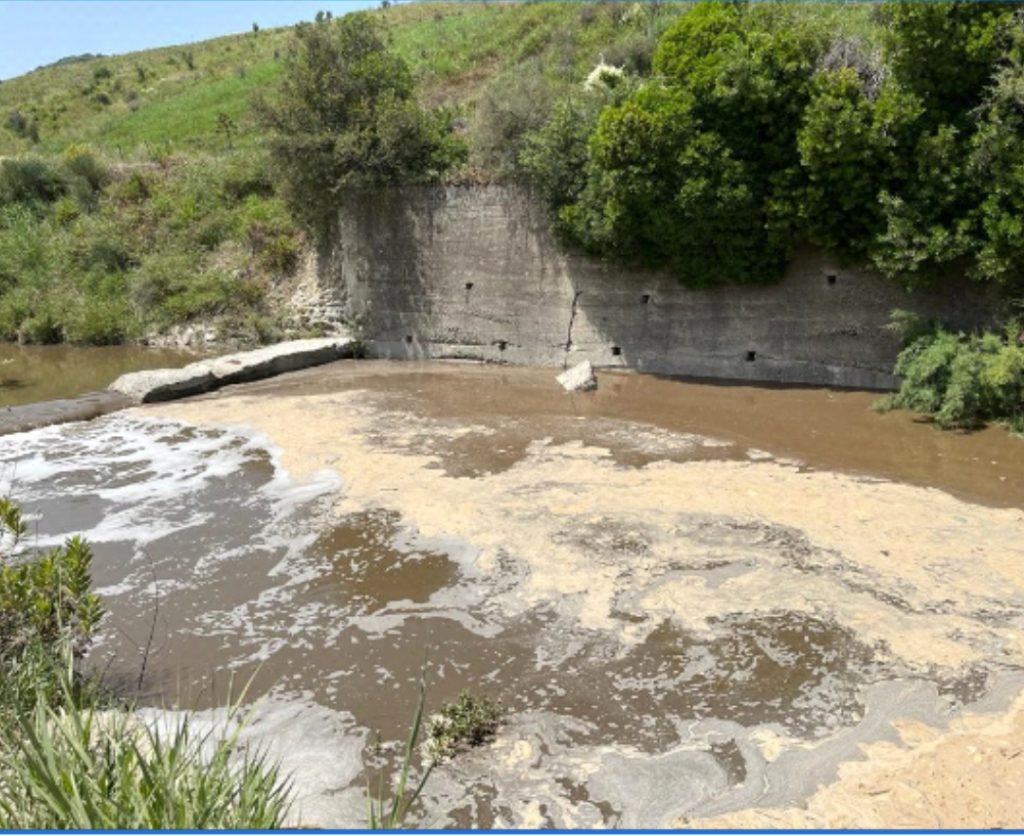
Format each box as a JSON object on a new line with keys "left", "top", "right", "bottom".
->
{"left": 0, "top": 413, "right": 341, "bottom": 598}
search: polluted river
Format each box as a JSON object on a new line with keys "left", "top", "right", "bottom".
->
{"left": 3, "top": 358, "right": 1024, "bottom": 828}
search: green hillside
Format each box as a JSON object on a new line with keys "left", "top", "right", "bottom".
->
{"left": 0, "top": 2, "right": 743, "bottom": 348}
{"left": 0, "top": 2, "right": 683, "bottom": 158}
{"left": 0, "top": 3, "right": 875, "bottom": 160}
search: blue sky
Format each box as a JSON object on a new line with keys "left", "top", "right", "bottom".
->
{"left": 0, "top": 1, "right": 381, "bottom": 80}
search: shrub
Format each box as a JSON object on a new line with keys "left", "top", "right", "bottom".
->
{"left": 0, "top": 158, "right": 65, "bottom": 207}
{"left": 0, "top": 695, "right": 291, "bottom": 828}
{"left": 114, "top": 170, "right": 150, "bottom": 203}
{"left": 19, "top": 308, "right": 64, "bottom": 345}
{"left": 256, "top": 12, "right": 465, "bottom": 238}
{"left": 469, "top": 62, "right": 558, "bottom": 174}
{"left": 878, "top": 1, "right": 1014, "bottom": 128}
{"left": 0, "top": 498, "right": 102, "bottom": 714}
{"left": 158, "top": 270, "right": 263, "bottom": 323}
{"left": 62, "top": 147, "right": 109, "bottom": 211}
{"left": 520, "top": 88, "right": 614, "bottom": 211}
{"left": 539, "top": 2, "right": 830, "bottom": 285}
{"left": 423, "top": 691, "right": 504, "bottom": 765}
{"left": 129, "top": 252, "right": 197, "bottom": 312}
{"left": 880, "top": 314, "right": 1024, "bottom": 430}
{"left": 5, "top": 109, "right": 27, "bottom": 137}
{"left": 64, "top": 294, "right": 136, "bottom": 345}
{"left": 53, "top": 196, "right": 80, "bottom": 226}
{"left": 797, "top": 70, "right": 920, "bottom": 263}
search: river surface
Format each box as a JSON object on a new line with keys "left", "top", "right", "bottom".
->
{"left": 0, "top": 344, "right": 199, "bottom": 407}
{"left": 2, "top": 359, "right": 1023, "bottom": 827}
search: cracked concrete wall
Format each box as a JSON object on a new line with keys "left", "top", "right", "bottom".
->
{"left": 333, "top": 185, "right": 998, "bottom": 389}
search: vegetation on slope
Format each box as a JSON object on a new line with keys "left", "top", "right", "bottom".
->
{"left": 0, "top": 2, "right": 694, "bottom": 346}
{"left": 0, "top": 148, "right": 302, "bottom": 345}
{"left": 0, "top": 497, "right": 293, "bottom": 828}
{"left": 520, "top": 1, "right": 1024, "bottom": 293}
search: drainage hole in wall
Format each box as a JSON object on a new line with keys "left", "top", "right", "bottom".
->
{"left": 611, "top": 345, "right": 622, "bottom": 356}
{"left": 497, "top": 340, "right": 507, "bottom": 352}
{"left": 405, "top": 335, "right": 413, "bottom": 344}
{"left": 827, "top": 274, "right": 837, "bottom": 285}
{"left": 641, "top": 293, "right": 651, "bottom": 305}
{"left": 746, "top": 350, "right": 757, "bottom": 362}
{"left": 465, "top": 282, "right": 474, "bottom": 290}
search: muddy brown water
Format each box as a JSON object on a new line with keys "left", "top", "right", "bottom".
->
{"left": 221, "top": 360, "right": 1024, "bottom": 508}
{"left": 2, "top": 359, "right": 1023, "bottom": 827}
{"left": 0, "top": 344, "right": 199, "bottom": 407}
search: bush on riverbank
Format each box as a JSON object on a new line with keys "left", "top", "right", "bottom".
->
{"left": 878, "top": 313, "right": 1024, "bottom": 430}
{"left": 256, "top": 13, "right": 466, "bottom": 241}
{"left": 0, "top": 497, "right": 293, "bottom": 828}
{"left": 0, "top": 148, "right": 301, "bottom": 346}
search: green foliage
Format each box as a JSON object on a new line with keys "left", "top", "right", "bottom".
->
{"left": 470, "top": 61, "right": 558, "bottom": 176}
{"left": 878, "top": 1, "right": 1014, "bottom": 127}
{"left": 0, "top": 157, "right": 66, "bottom": 206}
{"left": 520, "top": 1, "right": 1024, "bottom": 289}
{"left": 540, "top": 2, "right": 832, "bottom": 285}
{"left": 520, "top": 88, "right": 617, "bottom": 211}
{"left": 0, "top": 507, "right": 103, "bottom": 668}
{"left": 798, "top": 71, "right": 919, "bottom": 263}
{"left": 0, "top": 692, "right": 291, "bottom": 829}
{"left": 257, "top": 12, "right": 465, "bottom": 238}
{"left": 881, "top": 316, "right": 1024, "bottom": 430}
{"left": 0, "top": 497, "right": 102, "bottom": 716}
{"left": 424, "top": 690, "right": 504, "bottom": 764}
{"left": 0, "top": 149, "right": 284, "bottom": 345}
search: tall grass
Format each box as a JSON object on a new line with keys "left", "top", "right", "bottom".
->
{"left": 0, "top": 496, "right": 293, "bottom": 829}
{"left": 0, "top": 673, "right": 292, "bottom": 829}
{"left": 366, "top": 675, "right": 434, "bottom": 830}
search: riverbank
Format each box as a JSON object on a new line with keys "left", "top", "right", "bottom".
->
{"left": 130, "top": 359, "right": 1024, "bottom": 827}
{"left": 0, "top": 344, "right": 201, "bottom": 408}
{"left": 0, "top": 336, "right": 356, "bottom": 435}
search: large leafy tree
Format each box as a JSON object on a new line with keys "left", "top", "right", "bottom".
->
{"left": 551, "top": 2, "right": 829, "bottom": 285}
{"left": 878, "top": 1, "right": 1014, "bottom": 128}
{"left": 256, "top": 13, "right": 464, "bottom": 239}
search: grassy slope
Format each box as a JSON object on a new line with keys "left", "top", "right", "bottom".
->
{"left": 0, "top": 2, "right": 878, "bottom": 160}
{"left": 0, "top": 3, "right": 693, "bottom": 157}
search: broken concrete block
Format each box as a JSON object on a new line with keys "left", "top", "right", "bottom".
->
{"left": 557, "top": 359, "right": 597, "bottom": 392}
{"left": 108, "top": 366, "right": 217, "bottom": 403}
{"left": 110, "top": 336, "right": 356, "bottom": 404}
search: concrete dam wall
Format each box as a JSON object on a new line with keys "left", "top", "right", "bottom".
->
{"left": 330, "top": 185, "right": 997, "bottom": 390}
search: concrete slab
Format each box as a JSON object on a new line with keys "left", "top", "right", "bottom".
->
{"left": 110, "top": 335, "right": 356, "bottom": 404}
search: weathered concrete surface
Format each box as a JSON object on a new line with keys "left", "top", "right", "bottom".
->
{"left": 333, "top": 186, "right": 998, "bottom": 390}
{"left": 109, "top": 365, "right": 217, "bottom": 403}
{"left": 109, "top": 336, "right": 356, "bottom": 403}
{"left": 0, "top": 390, "right": 131, "bottom": 436}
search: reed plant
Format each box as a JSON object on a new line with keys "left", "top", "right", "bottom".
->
{"left": 0, "top": 663, "right": 292, "bottom": 829}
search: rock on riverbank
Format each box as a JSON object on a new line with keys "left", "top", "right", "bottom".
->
{"left": 109, "top": 335, "right": 357, "bottom": 403}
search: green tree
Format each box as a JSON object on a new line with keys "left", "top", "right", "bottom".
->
{"left": 878, "top": 1, "right": 1014, "bottom": 128}
{"left": 256, "top": 13, "right": 464, "bottom": 239}
{"left": 549, "top": 2, "right": 829, "bottom": 284}
{"left": 965, "top": 57, "right": 1024, "bottom": 286}
{"left": 797, "top": 70, "right": 920, "bottom": 263}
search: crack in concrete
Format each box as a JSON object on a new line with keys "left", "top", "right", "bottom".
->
{"left": 564, "top": 289, "right": 583, "bottom": 368}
